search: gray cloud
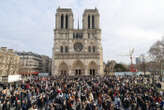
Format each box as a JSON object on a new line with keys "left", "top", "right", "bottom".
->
{"left": 0, "top": 0, "right": 164, "bottom": 64}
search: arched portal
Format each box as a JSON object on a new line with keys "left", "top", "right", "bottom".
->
{"left": 58, "top": 62, "right": 69, "bottom": 76}
{"left": 72, "top": 60, "right": 85, "bottom": 76}
{"left": 88, "top": 61, "right": 98, "bottom": 76}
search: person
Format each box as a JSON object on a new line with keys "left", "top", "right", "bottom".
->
{"left": 6, "top": 101, "right": 10, "bottom": 110}
{"left": 22, "top": 100, "right": 28, "bottom": 110}
{"left": 2, "top": 101, "right": 7, "bottom": 110}
{"left": 131, "top": 100, "right": 137, "bottom": 110}
{"left": 114, "top": 95, "right": 121, "bottom": 110}
{"left": 160, "top": 98, "right": 164, "bottom": 110}
{"left": 16, "top": 100, "right": 21, "bottom": 110}
{"left": 122, "top": 96, "right": 130, "bottom": 110}
{"left": 0, "top": 75, "right": 163, "bottom": 110}
{"left": 0, "top": 101, "right": 2, "bottom": 110}
{"left": 29, "top": 104, "right": 38, "bottom": 110}
{"left": 114, "top": 95, "right": 121, "bottom": 106}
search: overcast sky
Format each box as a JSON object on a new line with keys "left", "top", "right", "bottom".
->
{"left": 0, "top": 0, "right": 164, "bottom": 64}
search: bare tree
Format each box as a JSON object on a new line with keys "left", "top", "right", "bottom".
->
{"left": 104, "top": 60, "right": 116, "bottom": 75}
{"left": 149, "top": 40, "right": 164, "bottom": 62}
{"left": 13, "top": 59, "right": 20, "bottom": 75}
{"left": 148, "top": 39, "right": 164, "bottom": 77}
{"left": 0, "top": 55, "right": 3, "bottom": 76}
{"left": 6, "top": 55, "right": 14, "bottom": 75}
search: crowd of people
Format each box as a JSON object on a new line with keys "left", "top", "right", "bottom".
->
{"left": 0, "top": 75, "right": 164, "bottom": 110}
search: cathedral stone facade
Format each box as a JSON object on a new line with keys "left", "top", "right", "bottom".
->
{"left": 52, "top": 8, "right": 103, "bottom": 76}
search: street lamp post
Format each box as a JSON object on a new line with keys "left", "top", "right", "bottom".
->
{"left": 142, "top": 61, "right": 146, "bottom": 76}
{"left": 149, "top": 61, "right": 155, "bottom": 84}
{"left": 160, "top": 61, "right": 164, "bottom": 82}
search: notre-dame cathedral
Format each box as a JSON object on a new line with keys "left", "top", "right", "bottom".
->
{"left": 52, "top": 8, "right": 103, "bottom": 76}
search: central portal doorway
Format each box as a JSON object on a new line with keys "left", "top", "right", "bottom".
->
{"left": 61, "top": 70, "right": 67, "bottom": 76}
{"left": 90, "top": 69, "right": 96, "bottom": 76}
{"left": 72, "top": 60, "right": 85, "bottom": 76}
{"left": 58, "top": 62, "right": 69, "bottom": 76}
{"left": 75, "top": 69, "right": 82, "bottom": 76}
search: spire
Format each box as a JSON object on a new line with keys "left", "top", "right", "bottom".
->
{"left": 78, "top": 17, "right": 80, "bottom": 30}
{"left": 57, "top": 0, "right": 60, "bottom": 8}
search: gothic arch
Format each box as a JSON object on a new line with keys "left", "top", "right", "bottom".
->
{"left": 66, "top": 14, "right": 69, "bottom": 29}
{"left": 72, "top": 60, "right": 85, "bottom": 76}
{"left": 88, "top": 61, "right": 98, "bottom": 76}
{"left": 61, "top": 14, "right": 64, "bottom": 29}
{"left": 58, "top": 62, "right": 69, "bottom": 76}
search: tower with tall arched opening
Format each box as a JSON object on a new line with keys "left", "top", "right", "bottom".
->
{"left": 52, "top": 8, "right": 103, "bottom": 76}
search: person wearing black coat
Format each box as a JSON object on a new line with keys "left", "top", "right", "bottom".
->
{"left": 2, "top": 101, "right": 7, "bottom": 110}
{"left": 123, "top": 97, "right": 130, "bottom": 110}
{"left": 22, "top": 100, "right": 28, "bottom": 110}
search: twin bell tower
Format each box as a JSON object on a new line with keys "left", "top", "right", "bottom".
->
{"left": 52, "top": 7, "right": 103, "bottom": 76}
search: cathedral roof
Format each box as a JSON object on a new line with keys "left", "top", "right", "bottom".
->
{"left": 57, "top": 8, "right": 72, "bottom": 12}
{"left": 83, "top": 8, "right": 99, "bottom": 15}
{"left": 84, "top": 8, "right": 98, "bottom": 12}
